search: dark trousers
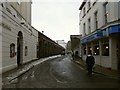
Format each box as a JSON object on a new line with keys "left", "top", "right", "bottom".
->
{"left": 87, "top": 65, "right": 93, "bottom": 75}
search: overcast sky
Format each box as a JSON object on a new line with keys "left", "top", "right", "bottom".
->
{"left": 32, "top": 0, "right": 82, "bottom": 43}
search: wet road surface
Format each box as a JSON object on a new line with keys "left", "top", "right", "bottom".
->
{"left": 2, "top": 55, "right": 120, "bottom": 88}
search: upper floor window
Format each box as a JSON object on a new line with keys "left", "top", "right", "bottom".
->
{"left": 94, "top": 11, "right": 98, "bottom": 30}
{"left": 83, "top": 23, "right": 86, "bottom": 35}
{"left": 104, "top": 2, "right": 109, "bottom": 24}
{"left": 88, "top": 0, "right": 91, "bottom": 9}
{"left": 83, "top": 7, "right": 86, "bottom": 16}
{"left": 88, "top": 18, "right": 91, "bottom": 33}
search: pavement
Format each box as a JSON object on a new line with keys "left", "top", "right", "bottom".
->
{"left": 2, "top": 55, "right": 62, "bottom": 85}
{"left": 72, "top": 55, "right": 120, "bottom": 79}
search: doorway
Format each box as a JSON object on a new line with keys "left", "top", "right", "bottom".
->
{"left": 17, "top": 31, "right": 23, "bottom": 66}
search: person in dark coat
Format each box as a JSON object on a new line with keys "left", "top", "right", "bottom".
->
{"left": 86, "top": 53, "right": 95, "bottom": 75}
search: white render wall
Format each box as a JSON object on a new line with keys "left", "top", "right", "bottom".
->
{"left": 1, "top": 5, "right": 38, "bottom": 73}
{"left": 80, "top": 1, "right": 119, "bottom": 36}
{"left": 79, "top": 1, "right": 119, "bottom": 69}
{"left": 0, "top": 5, "right": 2, "bottom": 74}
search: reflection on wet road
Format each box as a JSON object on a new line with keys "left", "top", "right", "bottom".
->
{"left": 2, "top": 55, "right": 120, "bottom": 88}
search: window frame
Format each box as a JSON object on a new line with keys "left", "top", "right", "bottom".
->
{"left": 83, "top": 23, "right": 86, "bottom": 35}
{"left": 103, "top": 2, "right": 109, "bottom": 24}
{"left": 88, "top": 18, "right": 91, "bottom": 33}
{"left": 102, "top": 39, "right": 109, "bottom": 56}
{"left": 10, "top": 43, "right": 15, "bottom": 58}
{"left": 25, "top": 46, "right": 28, "bottom": 56}
{"left": 94, "top": 11, "right": 98, "bottom": 30}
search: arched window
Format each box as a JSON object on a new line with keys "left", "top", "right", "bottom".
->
{"left": 10, "top": 43, "right": 15, "bottom": 58}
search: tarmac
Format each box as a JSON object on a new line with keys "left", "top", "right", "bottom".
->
{"left": 72, "top": 55, "right": 120, "bottom": 80}
{"left": 2, "top": 55, "right": 120, "bottom": 86}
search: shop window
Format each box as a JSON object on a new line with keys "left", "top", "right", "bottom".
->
{"left": 93, "top": 42, "right": 99, "bottom": 55}
{"left": 88, "top": 46, "right": 92, "bottom": 54}
{"left": 10, "top": 43, "right": 15, "bottom": 58}
{"left": 25, "top": 46, "right": 28, "bottom": 56}
{"left": 102, "top": 40, "right": 109, "bottom": 56}
{"left": 83, "top": 7, "right": 86, "bottom": 16}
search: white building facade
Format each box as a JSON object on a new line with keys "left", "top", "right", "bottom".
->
{"left": 70, "top": 35, "right": 82, "bottom": 57}
{"left": 56, "top": 40, "right": 66, "bottom": 49}
{"left": 0, "top": 1, "right": 38, "bottom": 73}
{"left": 79, "top": 0, "right": 120, "bottom": 70}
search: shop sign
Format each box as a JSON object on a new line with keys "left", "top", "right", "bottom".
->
{"left": 109, "top": 25, "right": 120, "bottom": 34}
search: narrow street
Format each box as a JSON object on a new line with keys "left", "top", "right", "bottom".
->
{"left": 2, "top": 55, "right": 119, "bottom": 88}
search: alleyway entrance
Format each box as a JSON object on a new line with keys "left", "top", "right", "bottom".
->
{"left": 17, "top": 31, "right": 23, "bottom": 66}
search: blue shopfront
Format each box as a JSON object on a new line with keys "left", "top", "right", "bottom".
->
{"left": 81, "top": 24, "right": 120, "bottom": 44}
{"left": 80, "top": 24, "right": 120, "bottom": 70}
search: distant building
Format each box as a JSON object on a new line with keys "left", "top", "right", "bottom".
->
{"left": 66, "top": 41, "right": 72, "bottom": 54}
{"left": 70, "top": 35, "right": 82, "bottom": 57}
{"left": 56, "top": 40, "right": 66, "bottom": 49}
{"left": 79, "top": 0, "right": 120, "bottom": 70}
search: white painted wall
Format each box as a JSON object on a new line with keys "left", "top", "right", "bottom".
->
{"left": 1, "top": 5, "right": 38, "bottom": 73}
{"left": 0, "top": 5, "right": 2, "bottom": 74}
{"left": 79, "top": 1, "right": 119, "bottom": 69}
{"left": 80, "top": 1, "right": 119, "bottom": 36}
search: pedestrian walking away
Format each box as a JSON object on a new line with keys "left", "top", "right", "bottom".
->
{"left": 86, "top": 53, "right": 95, "bottom": 76}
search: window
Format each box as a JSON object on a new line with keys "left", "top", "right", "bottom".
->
{"left": 104, "top": 2, "right": 109, "bottom": 24}
{"left": 10, "top": 43, "right": 15, "bottom": 58}
{"left": 94, "top": 11, "right": 98, "bottom": 30}
{"left": 102, "top": 39, "right": 109, "bottom": 56}
{"left": 25, "top": 46, "right": 28, "bottom": 56}
{"left": 93, "top": 42, "right": 99, "bottom": 55}
{"left": 1, "top": 3, "right": 4, "bottom": 7}
{"left": 83, "top": 23, "right": 86, "bottom": 35}
{"left": 88, "top": 0, "right": 91, "bottom": 10}
{"left": 88, "top": 18, "right": 91, "bottom": 33}
{"left": 83, "top": 7, "right": 86, "bottom": 16}
{"left": 88, "top": 46, "right": 92, "bottom": 54}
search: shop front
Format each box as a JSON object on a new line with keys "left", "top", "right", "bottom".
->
{"left": 80, "top": 24, "right": 120, "bottom": 70}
